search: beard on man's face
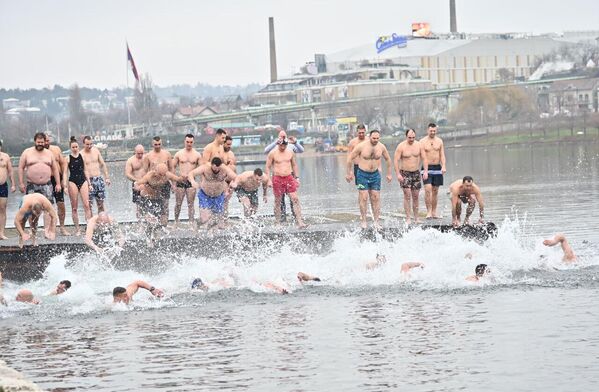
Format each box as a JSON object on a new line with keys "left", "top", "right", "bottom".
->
{"left": 35, "top": 145, "right": 45, "bottom": 151}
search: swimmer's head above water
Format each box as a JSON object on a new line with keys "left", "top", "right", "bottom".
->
{"left": 191, "top": 278, "right": 209, "bottom": 291}
{"left": 475, "top": 264, "right": 490, "bottom": 277}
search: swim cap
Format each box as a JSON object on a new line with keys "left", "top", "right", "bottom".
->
{"left": 191, "top": 278, "right": 204, "bottom": 289}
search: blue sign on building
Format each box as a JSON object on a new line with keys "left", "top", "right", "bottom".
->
{"left": 375, "top": 34, "right": 408, "bottom": 54}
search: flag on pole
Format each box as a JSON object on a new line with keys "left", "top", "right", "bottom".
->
{"left": 127, "top": 43, "right": 140, "bottom": 82}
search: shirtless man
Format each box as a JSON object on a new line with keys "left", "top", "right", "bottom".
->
{"left": 143, "top": 136, "right": 173, "bottom": 224}
{"left": 543, "top": 233, "right": 576, "bottom": 263}
{"left": 84, "top": 212, "right": 125, "bottom": 253}
{"left": 135, "top": 163, "right": 183, "bottom": 227}
{"left": 420, "top": 123, "right": 446, "bottom": 219}
{"left": 0, "top": 141, "right": 16, "bottom": 239}
{"left": 125, "top": 145, "right": 146, "bottom": 220}
{"left": 466, "top": 264, "right": 491, "bottom": 282}
{"left": 394, "top": 129, "right": 428, "bottom": 224}
{"left": 449, "top": 176, "right": 484, "bottom": 228}
{"left": 346, "top": 130, "right": 392, "bottom": 229}
{"left": 45, "top": 134, "right": 70, "bottom": 235}
{"left": 188, "top": 157, "right": 237, "bottom": 229}
{"left": 202, "top": 128, "right": 227, "bottom": 163}
{"left": 347, "top": 124, "right": 367, "bottom": 186}
{"left": 172, "top": 134, "right": 202, "bottom": 226}
{"left": 112, "top": 280, "right": 164, "bottom": 304}
{"left": 265, "top": 139, "right": 308, "bottom": 228}
{"left": 81, "top": 135, "right": 111, "bottom": 214}
{"left": 14, "top": 193, "right": 58, "bottom": 248}
{"left": 230, "top": 168, "right": 269, "bottom": 217}
{"left": 18, "top": 132, "right": 61, "bottom": 237}
{"left": 222, "top": 135, "right": 237, "bottom": 218}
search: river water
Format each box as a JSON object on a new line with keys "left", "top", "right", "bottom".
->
{"left": 1, "top": 141, "right": 599, "bottom": 391}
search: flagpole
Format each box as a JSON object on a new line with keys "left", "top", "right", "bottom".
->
{"left": 126, "top": 41, "right": 131, "bottom": 126}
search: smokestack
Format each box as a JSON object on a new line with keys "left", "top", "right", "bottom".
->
{"left": 269, "top": 17, "right": 278, "bottom": 83}
{"left": 450, "top": 0, "right": 457, "bottom": 33}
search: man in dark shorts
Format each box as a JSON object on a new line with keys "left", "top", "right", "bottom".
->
{"left": 125, "top": 144, "right": 146, "bottom": 221}
{"left": 230, "top": 168, "right": 269, "bottom": 217}
{"left": 46, "top": 134, "right": 70, "bottom": 235}
{"left": 448, "top": 176, "right": 484, "bottom": 228}
{"left": 347, "top": 124, "right": 367, "bottom": 186}
{"left": 394, "top": 129, "right": 428, "bottom": 224}
{"left": 420, "top": 123, "right": 446, "bottom": 219}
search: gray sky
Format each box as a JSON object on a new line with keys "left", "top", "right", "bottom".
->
{"left": 1, "top": 0, "right": 598, "bottom": 89}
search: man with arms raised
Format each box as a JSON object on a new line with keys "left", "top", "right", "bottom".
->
{"left": 188, "top": 157, "right": 237, "bottom": 230}
{"left": 125, "top": 144, "right": 146, "bottom": 221}
{"left": 346, "top": 130, "right": 392, "bottom": 229}
{"left": 394, "top": 129, "right": 428, "bottom": 224}
{"left": 81, "top": 135, "right": 111, "bottom": 214}
{"left": 143, "top": 136, "right": 173, "bottom": 224}
{"left": 14, "top": 193, "right": 58, "bottom": 248}
{"left": 18, "top": 132, "right": 61, "bottom": 237}
{"left": 172, "top": 134, "right": 202, "bottom": 227}
{"left": 449, "top": 176, "right": 484, "bottom": 227}
{"left": 0, "top": 140, "right": 16, "bottom": 240}
{"left": 45, "top": 134, "right": 70, "bottom": 235}
{"left": 203, "top": 128, "right": 227, "bottom": 163}
{"left": 266, "top": 139, "right": 308, "bottom": 228}
{"left": 230, "top": 168, "right": 269, "bottom": 217}
{"left": 420, "top": 123, "right": 446, "bottom": 219}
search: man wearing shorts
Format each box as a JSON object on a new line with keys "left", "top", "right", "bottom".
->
{"left": 347, "top": 124, "right": 367, "bottom": 186}
{"left": 394, "top": 129, "right": 428, "bottom": 224}
{"left": 0, "top": 140, "right": 16, "bottom": 240}
{"left": 143, "top": 136, "right": 174, "bottom": 225}
{"left": 188, "top": 157, "right": 236, "bottom": 230}
{"left": 81, "top": 135, "right": 111, "bottom": 214}
{"left": 420, "top": 123, "right": 446, "bottom": 219}
{"left": 449, "top": 176, "right": 484, "bottom": 227}
{"left": 346, "top": 130, "right": 392, "bottom": 229}
{"left": 172, "top": 134, "right": 202, "bottom": 227}
{"left": 45, "top": 134, "right": 70, "bottom": 235}
{"left": 230, "top": 168, "right": 269, "bottom": 217}
{"left": 125, "top": 145, "right": 146, "bottom": 221}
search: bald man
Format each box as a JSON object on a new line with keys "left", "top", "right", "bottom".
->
{"left": 125, "top": 144, "right": 146, "bottom": 220}
{"left": 14, "top": 193, "right": 58, "bottom": 248}
{"left": 134, "top": 163, "right": 184, "bottom": 226}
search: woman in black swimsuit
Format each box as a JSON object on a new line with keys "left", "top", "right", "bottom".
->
{"left": 63, "top": 137, "right": 91, "bottom": 235}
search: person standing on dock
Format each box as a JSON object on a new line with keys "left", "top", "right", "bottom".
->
{"left": 18, "top": 132, "right": 62, "bottom": 238}
{"left": 188, "top": 157, "right": 237, "bottom": 230}
{"left": 420, "top": 123, "right": 446, "bottom": 219}
{"left": 81, "top": 135, "right": 111, "bottom": 215}
{"left": 203, "top": 128, "right": 227, "bottom": 163}
{"left": 143, "top": 136, "right": 174, "bottom": 226}
{"left": 64, "top": 137, "right": 92, "bottom": 236}
{"left": 14, "top": 193, "right": 58, "bottom": 248}
{"left": 0, "top": 140, "right": 16, "bottom": 240}
{"left": 125, "top": 144, "right": 147, "bottom": 221}
{"left": 222, "top": 135, "right": 237, "bottom": 218}
{"left": 449, "top": 176, "right": 485, "bottom": 228}
{"left": 265, "top": 139, "right": 308, "bottom": 228}
{"left": 394, "top": 129, "right": 428, "bottom": 225}
{"left": 346, "top": 130, "right": 392, "bottom": 229}
{"left": 45, "top": 134, "right": 70, "bottom": 236}
{"left": 347, "top": 124, "right": 367, "bottom": 186}
{"left": 172, "top": 135, "right": 202, "bottom": 228}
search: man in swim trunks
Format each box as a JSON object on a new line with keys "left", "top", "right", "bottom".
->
{"left": 45, "top": 134, "right": 70, "bottom": 235}
{"left": 449, "top": 176, "right": 484, "bottom": 228}
{"left": 543, "top": 233, "right": 577, "bottom": 263}
{"left": 172, "top": 134, "right": 202, "bottom": 227}
{"left": 394, "top": 129, "right": 428, "bottom": 224}
{"left": 135, "top": 163, "right": 184, "bottom": 226}
{"left": 265, "top": 139, "right": 308, "bottom": 228}
{"left": 0, "top": 140, "right": 16, "bottom": 240}
{"left": 222, "top": 135, "right": 237, "bottom": 218}
{"left": 188, "top": 157, "right": 237, "bottom": 230}
{"left": 143, "top": 136, "right": 174, "bottom": 225}
{"left": 230, "top": 168, "right": 269, "bottom": 217}
{"left": 14, "top": 193, "right": 58, "bottom": 248}
{"left": 125, "top": 145, "right": 146, "bottom": 221}
{"left": 347, "top": 124, "right": 367, "bottom": 186}
{"left": 112, "top": 280, "right": 164, "bottom": 304}
{"left": 18, "top": 132, "right": 62, "bottom": 237}
{"left": 84, "top": 212, "right": 125, "bottom": 253}
{"left": 81, "top": 135, "right": 111, "bottom": 214}
{"left": 420, "top": 123, "right": 446, "bottom": 219}
{"left": 345, "top": 130, "right": 392, "bottom": 229}
{"left": 202, "top": 128, "right": 227, "bottom": 163}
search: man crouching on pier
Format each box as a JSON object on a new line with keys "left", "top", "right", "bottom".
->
{"left": 14, "top": 193, "right": 58, "bottom": 248}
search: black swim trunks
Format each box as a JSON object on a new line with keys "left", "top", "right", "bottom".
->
{"left": 176, "top": 180, "right": 193, "bottom": 189}
{"left": 139, "top": 196, "right": 166, "bottom": 218}
{"left": 235, "top": 187, "right": 259, "bottom": 207}
{"left": 50, "top": 175, "right": 64, "bottom": 203}
{"left": 422, "top": 164, "right": 443, "bottom": 187}
{"left": 161, "top": 182, "right": 171, "bottom": 199}
{"left": 0, "top": 182, "right": 7, "bottom": 198}
{"left": 399, "top": 170, "right": 422, "bottom": 190}
{"left": 132, "top": 183, "right": 141, "bottom": 204}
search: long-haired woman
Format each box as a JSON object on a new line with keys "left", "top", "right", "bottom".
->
{"left": 63, "top": 136, "right": 91, "bottom": 235}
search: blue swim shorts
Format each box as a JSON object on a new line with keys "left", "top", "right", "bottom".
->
{"left": 198, "top": 189, "right": 225, "bottom": 214}
{"left": 356, "top": 168, "right": 381, "bottom": 191}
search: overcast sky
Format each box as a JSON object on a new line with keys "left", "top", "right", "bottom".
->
{"left": 1, "top": 0, "right": 598, "bottom": 89}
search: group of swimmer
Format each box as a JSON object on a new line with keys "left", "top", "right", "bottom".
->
{"left": 0, "top": 232, "right": 576, "bottom": 306}
{"left": 346, "top": 123, "right": 485, "bottom": 228}
{"left": 0, "top": 128, "right": 310, "bottom": 248}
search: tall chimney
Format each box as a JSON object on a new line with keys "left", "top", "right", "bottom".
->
{"left": 269, "top": 17, "right": 278, "bottom": 83}
{"left": 450, "top": 0, "right": 457, "bottom": 33}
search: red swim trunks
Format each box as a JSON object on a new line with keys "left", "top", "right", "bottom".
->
{"left": 272, "top": 175, "right": 298, "bottom": 197}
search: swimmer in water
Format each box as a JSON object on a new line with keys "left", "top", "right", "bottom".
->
{"left": 15, "top": 289, "right": 40, "bottom": 304}
{"left": 49, "top": 280, "right": 71, "bottom": 296}
{"left": 466, "top": 264, "right": 491, "bottom": 282}
{"left": 366, "top": 254, "right": 388, "bottom": 270}
{"left": 401, "top": 262, "right": 424, "bottom": 274}
{"left": 190, "top": 277, "right": 233, "bottom": 292}
{"left": 543, "top": 233, "right": 576, "bottom": 263}
{"left": 112, "top": 280, "right": 164, "bottom": 304}
{"left": 297, "top": 272, "right": 321, "bottom": 282}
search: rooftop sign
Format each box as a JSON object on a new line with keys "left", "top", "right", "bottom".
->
{"left": 375, "top": 34, "right": 408, "bottom": 54}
